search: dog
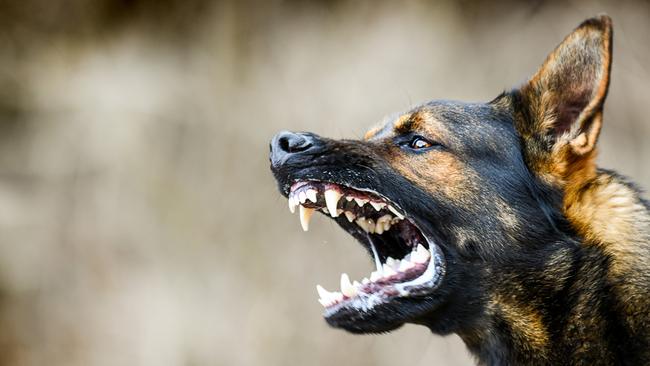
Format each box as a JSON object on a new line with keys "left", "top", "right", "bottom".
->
{"left": 269, "top": 15, "right": 649, "bottom": 365}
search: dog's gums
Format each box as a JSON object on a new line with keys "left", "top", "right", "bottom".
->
{"left": 287, "top": 181, "right": 444, "bottom": 313}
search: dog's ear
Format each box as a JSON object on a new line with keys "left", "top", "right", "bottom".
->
{"left": 512, "top": 15, "right": 612, "bottom": 184}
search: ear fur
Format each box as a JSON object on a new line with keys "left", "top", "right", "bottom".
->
{"left": 512, "top": 15, "right": 613, "bottom": 186}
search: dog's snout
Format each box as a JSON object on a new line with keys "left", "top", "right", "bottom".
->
{"left": 270, "top": 131, "right": 318, "bottom": 166}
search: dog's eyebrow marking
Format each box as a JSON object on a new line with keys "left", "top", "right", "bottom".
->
{"left": 393, "top": 113, "right": 417, "bottom": 133}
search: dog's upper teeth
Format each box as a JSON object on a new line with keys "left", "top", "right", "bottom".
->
{"left": 353, "top": 197, "right": 368, "bottom": 207}
{"left": 306, "top": 189, "right": 318, "bottom": 203}
{"left": 288, "top": 196, "right": 298, "bottom": 214}
{"left": 299, "top": 205, "right": 315, "bottom": 231}
{"left": 345, "top": 196, "right": 354, "bottom": 202}
{"left": 298, "top": 191, "right": 307, "bottom": 204}
{"left": 324, "top": 189, "right": 342, "bottom": 217}
{"left": 361, "top": 277, "right": 370, "bottom": 285}
{"left": 340, "top": 273, "right": 357, "bottom": 297}
{"left": 370, "top": 201, "right": 386, "bottom": 211}
{"left": 344, "top": 211, "right": 356, "bottom": 223}
{"left": 387, "top": 205, "right": 404, "bottom": 220}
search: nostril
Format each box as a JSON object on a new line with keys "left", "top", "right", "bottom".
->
{"left": 278, "top": 136, "right": 291, "bottom": 152}
{"left": 277, "top": 132, "right": 312, "bottom": 153}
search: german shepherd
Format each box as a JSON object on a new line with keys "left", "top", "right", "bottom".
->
{"left": 269, "top": 15, "right": 650, "bottom": 365}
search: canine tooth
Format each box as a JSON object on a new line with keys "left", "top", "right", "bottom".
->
{"left": 382, "top": 264, "right": 397, "bottom": 277}
{"left": 399, "top": 259, "right": 415, "bottom": 272}
{"left": 317, "top": 284, "right": 335, "bottom": 301}
{"left": 353, "top": 197, "right": 368, "bottom": 207}
{"left": 344, "top": 211, "right": 356, "bottom": 223}
{"left": 298, "top": 191, "right": 307, "bottom": 204}
{"left": 387, "top": 205, "right": 405, "bottom": 220}
{"left": 318, "top": 298, "right": 330, "bottom": 307}
{"left": 299, "top": 205, "right": 315, "bottom": 231}
{"left": 324, "top": 189, "right": 342, "bottom": 217}
{"left": 370, "top": 270, "right": 382, "bottom": 282}
{"left": 345, "top": 196, "right": 354, "bottom": 202}
{"left": 370, "top": 201, "right": 386, "bottom": 211}
{"left": 306, "top": 189, "right": 318, "bottom": 203}
{"left": 288, "top": 196, "right": 298, "bottom": 214}
{"left": 340, "top": 273, "right": 356, "bottom": 297}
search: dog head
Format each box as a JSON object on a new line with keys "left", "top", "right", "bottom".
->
{"left": 269, "top": 16, "right": 612, "bottom": 335}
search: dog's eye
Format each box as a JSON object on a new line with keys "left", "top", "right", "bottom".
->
{"left": 409, "top": 136, "right": 433, "bottom": 150}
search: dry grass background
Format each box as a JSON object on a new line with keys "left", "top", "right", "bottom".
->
{"left": 0, "top": 0, "right": 648, "bottom": 365}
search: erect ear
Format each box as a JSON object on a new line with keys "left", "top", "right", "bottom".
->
{"left": 512, "top": 15, "right": 612, "bottom": 181}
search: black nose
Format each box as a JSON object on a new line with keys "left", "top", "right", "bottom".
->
{"left": 270, "top": 131, "right": 317, "bottom": 166}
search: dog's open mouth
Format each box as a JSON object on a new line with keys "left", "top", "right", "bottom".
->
{"left": 287, "top": 180, "right": 445, "bottom": 316}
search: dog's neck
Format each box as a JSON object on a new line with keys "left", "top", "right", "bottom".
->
{"left": 457, "top": 170, "right": 650, "bottom": 366}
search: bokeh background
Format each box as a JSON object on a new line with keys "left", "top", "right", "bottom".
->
{"left": 0, "top": 0, "right": 648, "bottom": 365}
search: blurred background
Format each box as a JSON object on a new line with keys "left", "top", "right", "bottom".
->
{"left": 0, "top": 0, "right": 648, "bottom": 365}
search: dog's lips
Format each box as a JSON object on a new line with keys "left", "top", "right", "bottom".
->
{"left": 287, "top": 180, "right": 445, "bottom": 316}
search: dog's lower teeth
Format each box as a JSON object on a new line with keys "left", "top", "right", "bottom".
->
{"left": 382, "top": 264, "right": 397, "bottom": 277}
{"left": 316, "top": 243, "right": 433, "bottom": 308}
{"left": 399, "top": 260, "right": 415, "bottom": 272}
{"left": 340, "top": 273, "right": 357, "bottom": 297}
{"left": 370, "top": 270, "right": 382, "bottom": 282}
{"left": 288, "top": 182, "right": 435, "bottom": 309}
{"left": 411, "top": 244, "right": 430, "bottom": 264}
{"left": 344, "top": 211, "right": 356, "bottom": 222}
